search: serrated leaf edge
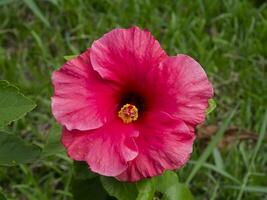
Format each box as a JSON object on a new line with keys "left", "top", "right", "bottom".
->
{"left": 0, "top": 80, "right": 37, "bottom": 127}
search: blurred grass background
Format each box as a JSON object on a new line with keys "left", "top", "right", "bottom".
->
{"left": 0, "top": 0, "right": 266, "bottom": 199}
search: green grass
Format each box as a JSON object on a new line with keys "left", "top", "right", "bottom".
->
{"left": 0, "top": 0, "right": 266, "bottom": 199}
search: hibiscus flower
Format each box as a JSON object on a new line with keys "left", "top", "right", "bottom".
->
{"left": 51, "top": 26, "right": 213, "bottom": 182}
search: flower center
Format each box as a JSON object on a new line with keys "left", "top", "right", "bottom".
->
{"left": 118, "top": 103, "right": 138, "bottom": 123}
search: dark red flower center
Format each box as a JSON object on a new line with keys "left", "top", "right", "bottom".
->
{"left": 118, "top": 91, "right": 146, "bottom": 123}
{"left": 119, "top": 91, "right": 146, "bottom": 112}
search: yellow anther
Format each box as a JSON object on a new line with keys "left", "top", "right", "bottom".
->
{"left": 118, "top": 104, "right": 138, "bottom": 123}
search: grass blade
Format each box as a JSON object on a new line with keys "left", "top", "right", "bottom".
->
{"left": 251, "top": 110, "right": 267, "bottom": 164}
{"left": 225, "top": 185, "right": 267, "bottom": 193}
{"left": 0, "top": 0, "right": 15, "bottom": 6}
{"left": 23, "top": 0, "right": 50, "bottom": 28}
{"left": 31, "top": 30, "right": 48, "bottom": 56}
{"left": 186, "top": 107, "right": 237, "bottom": 184}
{"left": 188, "top": 161, "right": 240, "bottom": 184}
{"left": 237, "top": 111, "right": 267, "bottom": 200}
{"left": 213, "top": 147, "right": 224, "bottom": 171}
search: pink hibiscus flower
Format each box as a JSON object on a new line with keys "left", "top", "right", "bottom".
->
{"left": 51, "top": 26, "right": 213, "bottom": 182}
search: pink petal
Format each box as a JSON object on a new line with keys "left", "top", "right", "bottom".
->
{"left": 157, "top": 55, "right": 213, "bottom": 126}
{"left": 116, "top": 112, "right": 195, "bottom": 182}
{"left": 90, "top": 26, "right": 167, "bottom": 84}
{"left": 51, "top": 49, "right": 118, "bottom": 131}
{"left": 62, "top": 118, "right": 139, "bottom": 176}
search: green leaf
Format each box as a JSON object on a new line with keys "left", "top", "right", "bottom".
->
{"left": 64, "top": 55, "right": 78, "bottom": 61}
{"left": 0, "top": 191, "right": 7, "bottom": 200}
{"left": 100, "top": 172, "right": 194, "bottom": 200}
{"left": 73, "top": 161, "right": 98, "bottom": 180}
{"left": 165, "top": 184, "right": 194, "bottom": 200}
{"left": 156, "top": 171, "right": 179, "bottom": 192}
{"left": 0, "top": 131, "right": 41, "bottom": 165}
{"left": 72, "top": 177, "right": 108, "bottom": 200}
{"left": 0, "top": 80, "right": 36, "bottom": 127}
{"left": 22, "top": 0, "right": 50, "bottom": 28}
{"left": 42, "top": 123, "right": 65, "bottom": 157}
{"left": 100, "top": 176, "right": 138, "bottom": 200}
{"left": 136, "top": 179, "right": 156, "bottom": 200}
{"left": 206, "top": 99, "right": 216, "bottom": 115}
{"left": 156, "top": 171, "right": 194, "bottom": 200}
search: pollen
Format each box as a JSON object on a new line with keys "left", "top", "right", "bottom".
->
{"left": 118, "top": 103, "right": 138, "bottom": 123}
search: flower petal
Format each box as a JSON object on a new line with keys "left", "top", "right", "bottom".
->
{"left": 52, "top": 49, "right": 117, "bottom": 131}
{"left": 158, "top": 55, "right": 213, "bottom": 126}
{"left": 116, "top": 112, "right": 194, "bottom": 182}
{"left": 62, "top": 118, "right": 139, "bottom": 176}
{"left": 90, "top": 26, "right": 167, "bottom": 84}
